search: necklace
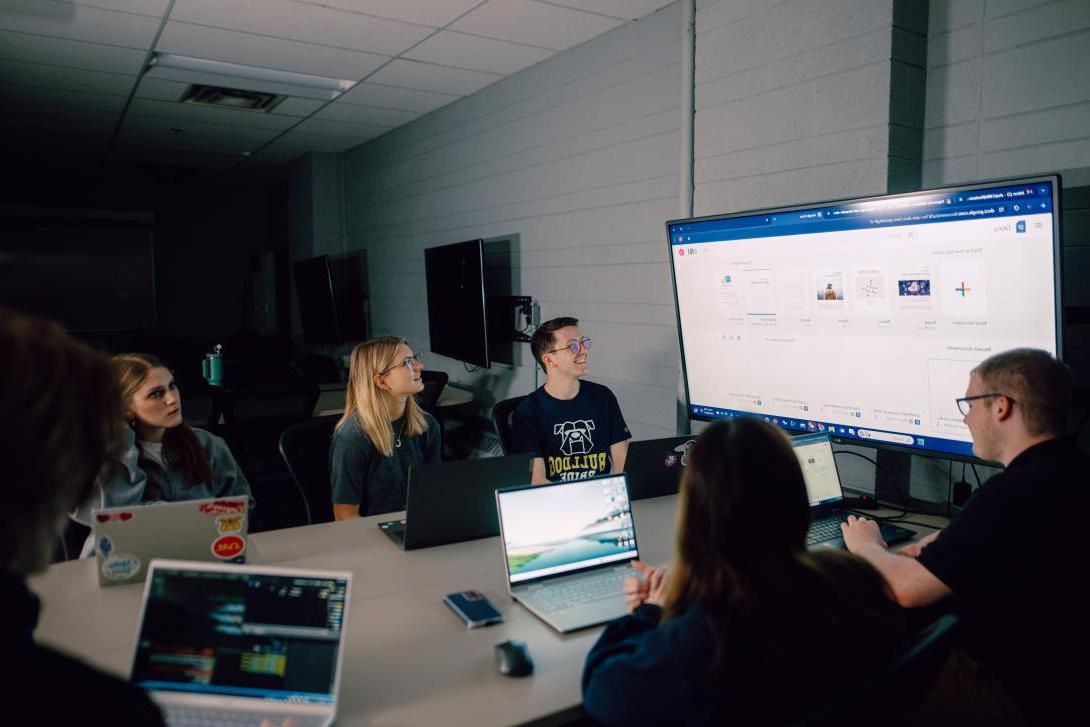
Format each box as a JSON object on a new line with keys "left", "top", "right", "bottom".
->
{"left": 394, "top": 416, "right": 406, "bottom": 450}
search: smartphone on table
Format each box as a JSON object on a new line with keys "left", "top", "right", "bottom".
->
{"left": 443, "top": 590, "right": 504, "bottom": 628}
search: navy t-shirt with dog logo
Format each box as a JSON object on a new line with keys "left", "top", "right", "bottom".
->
{"left": 510, "top": 380, "right": 630, "bottom": 482}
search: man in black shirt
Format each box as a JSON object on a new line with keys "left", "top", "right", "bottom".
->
{"left": 511, "top": 317, "right": 631, "bottom": 483}
{"left": 842, "top": 348, "right": 1088, "bottom": 724}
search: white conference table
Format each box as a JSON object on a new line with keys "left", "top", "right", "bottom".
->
{"left": 30, "top": 495, "right": 681, "bottom": 727}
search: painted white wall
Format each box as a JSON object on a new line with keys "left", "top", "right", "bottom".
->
{"left": 339, "top": 4, "right": 684, "bottom": 439}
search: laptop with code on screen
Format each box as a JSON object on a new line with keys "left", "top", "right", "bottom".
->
{"left": 791, "top": 432, "right": 914, "bottom": 548}
{"left": 131, "top": 560, "right": 351, "bottom": 727}
{"left": 495, "top": 474, "right": 638, "bottom": 633}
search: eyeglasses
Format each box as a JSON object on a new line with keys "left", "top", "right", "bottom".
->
{"left": 547, "top": 336, "right": 591, "bottom": 355}
{"left": 956, "top": 393, "right": 1015, "bottom": 416}
{"left": 378, "top": 354, "right": 422, "bottom": 376}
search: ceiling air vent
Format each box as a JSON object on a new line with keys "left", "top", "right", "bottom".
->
{"left": 181, "top": 84, "right": 285, "bottom": 112}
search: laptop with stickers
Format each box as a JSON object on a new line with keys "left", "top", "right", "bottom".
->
{"left": 132, "top": 560, "right": 351, "bottom": 727}
{"left": 623, "top": 435, "right": 697, "bottom": 500}
{"left": 91, "top": 496, "right": 249, "bottom": 587}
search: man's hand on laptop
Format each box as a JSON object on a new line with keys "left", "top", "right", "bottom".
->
{"left": 624, "top": 560, "right": 668, "bottom": 613}
{"left": 840, "top": 514, "right": 887, "bottom": 553}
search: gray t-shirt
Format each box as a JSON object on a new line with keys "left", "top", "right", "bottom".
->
{"left": 329, "top": 412, "right": 442, "bottom": 516}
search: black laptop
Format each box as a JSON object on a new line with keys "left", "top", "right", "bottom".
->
{"left": 623, "top": 435, "right": 697, "bottom": 500}
{"left": 378, "top": 453, "right": 533, "bottom": 550}
{"left": 790, "top": 432, "right": 914, "bottom": 548}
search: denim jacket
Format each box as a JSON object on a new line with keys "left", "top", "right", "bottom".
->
{"left": 72, "top": 426, "right": 253, "bottom": 525}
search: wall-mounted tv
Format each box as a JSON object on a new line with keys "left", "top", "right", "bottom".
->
{"left": 667, "top": 175, "right": 1062, "bottom": 461}
{"left": 425, "top": 239, "right": 490, "bottom": 368}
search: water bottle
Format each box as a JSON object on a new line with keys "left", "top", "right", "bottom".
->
{"left": 202, "top": 344, "right": 224, "bottom": 386}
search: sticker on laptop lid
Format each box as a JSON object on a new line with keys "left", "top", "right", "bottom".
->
{"left": 215, "top": 514, "right": 244, "bottom": 534}
{"left": 94, "top": 511, "right": 134, "bottom": 523}
{"left": 101, "top": 553, "right": 141, "bottom": 581}
{"left": 96, "top": 535, "right": 114, "bottom": 558}
{"left": 211, "top": 534, "right": 246, "bottom": 560}
{"left": 199, "top": 499, "right": 246, "bottom": 516}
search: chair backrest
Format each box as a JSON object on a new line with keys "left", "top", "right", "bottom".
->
{"left": 796, "top": 613, "right": 959, "bottom": 726}
{"left": 417, "top": 370, "right": 449, "bottom": 415}
{"left": 278, "top": 414, "right": 340, "bottom": 525}
{"left": 491, "top": 395, "right": 526, "bottom": 455}
{"left": 219, "top": 381, "right": 320, "bottom": 459}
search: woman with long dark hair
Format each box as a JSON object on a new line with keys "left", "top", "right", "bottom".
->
{"left": 73, "top": 353, "right": 252, "bottom": 525}
{"left": 582, "top": 418, "right": 905, "bottom": 726}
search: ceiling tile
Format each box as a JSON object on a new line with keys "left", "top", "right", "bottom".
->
{"left": 120, "top": 113, "right": 283, "bottom": 143}
{"left": 133, "top": 76, "right": 188, "bottom": 102}
{"left": 66, "top": 0, "right": 170, "bottom": 17}
{"left": 127, "top": 97, "right": 298, "bottom": 130}
{"left": 0, "top": 83, "right": 129, "bottom": 114}
{"left": 295, "top": 0, "right": 483, "bottom": 28}
{"left": 450, "top": 0, "right": 624, "bottom": 51}
{"left": 169, "top": 0, "right": 433, "bottom": 56}
{"left": 337, "top": 81, "right": 459, "bottom": 113}
{"left": 0, "top": 60, "right": 135, "bottom": 96}
{"left": 0, "top": 30, "right": 148, "bottom": 74}
{"left": 0, "top": 0, "right": 161, "bottom": 49}
{"left": 314, "top": 102, "right": 419, "bottom": 128}
{"left": 116, "top": 128, "right": 273, "bottom": 156}
{"left": 403, "top": 30, "right": 553, "bottom": 75}
{"left": 543, "top": 0, "right": 673, "bottom": 21}
{"left": 274, "top": 130, "right": 371, "bottom": 153}
{"left": 293, "top": 117, "right": 390, "bottom": 140}
{"left": 270, "top": 96, "right": 328, "bottom": 117}
{"left": 158, "top": 21, "right": 390, "bottom": 80}
{"left": 366, "top": 59, "right": 500, "bottom": 96}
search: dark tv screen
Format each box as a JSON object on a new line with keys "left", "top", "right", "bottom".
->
{"left": 425, "top": 239, "right": 490, "bottom": 368}
{"left": 293, "top": 255, "right": 341, "bottom": 344}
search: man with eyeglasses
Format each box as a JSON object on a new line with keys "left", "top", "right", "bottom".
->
{"left": 510, "top": 317, "right": 630, "bottom": 484}
{"left": 841, "top": 348, "right": 1088, "bottom": 724}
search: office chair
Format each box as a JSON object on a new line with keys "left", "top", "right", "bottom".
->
{"left": 796, "top": 613, "right": 959, "bottom": 727}
{"left": 417, "top": 370, "right": 449, "bottom": 416}
{"left": 278, "top": 415, "right": 340, "bottom": 525}
{"left": 219, "top": 381, "right": 321, "bottom": 530}
{"left": 492, "top": 395, "right": 527, "bottom": 454}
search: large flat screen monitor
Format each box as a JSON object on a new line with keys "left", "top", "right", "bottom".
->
{"left": 425, "top": 239, "right": 490, "bottom": 369}
{"left": 667, "top": 175, "right": 1062, "bottom": 459}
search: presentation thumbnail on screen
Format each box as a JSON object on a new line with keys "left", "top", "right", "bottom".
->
{"left": 898, "top": 279, "right": 931, "bottom": 296}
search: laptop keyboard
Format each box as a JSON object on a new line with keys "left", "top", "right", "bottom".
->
{"left": 807, "top": 515, "right": 915, "bottom": 546}
{"left": 534, "top": 570, "right": 628, "bottom": 613}
{"left": 164, "top": 707, "right": 326, "bottom": 727}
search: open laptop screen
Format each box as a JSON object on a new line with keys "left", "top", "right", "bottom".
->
{"left": 790, "top": 433, "right": 844, "bottom": 506}
{"left": 497, "top": 475, "right": 637, "bottom": 584}
{"left": 132, "top": 566, "right": 348, "bottom": 704}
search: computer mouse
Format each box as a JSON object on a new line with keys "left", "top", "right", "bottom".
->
{"left": 494, "top": 639, "right": 534, "bottom": 677}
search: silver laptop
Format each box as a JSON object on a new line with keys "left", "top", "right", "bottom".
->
{"left": 92, "top": 495, "right": 250, "bottom": 587}
{"left": 790, "top": 433, "right": 914, "bottom": 548}
{"left": 495, "top": 474, "right": 639, "bottom": 633}
{"left": 131, "top": 559, "right": 352, "bottom": 727}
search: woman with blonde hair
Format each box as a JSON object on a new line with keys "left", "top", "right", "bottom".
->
{"left": 72, "top": 352, "right": 252, "bottom": 526}
{"left": 582, "top": 418, "right": 906, "bottom": 726}
{"left": 331, "top": 336, "right": 441, "bottom": 519}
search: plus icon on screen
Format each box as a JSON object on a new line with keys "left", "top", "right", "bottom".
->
{"left": 955, "top": 281, "right": 972, "bottom": 297}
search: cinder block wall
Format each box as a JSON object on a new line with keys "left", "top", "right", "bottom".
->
{"left": 922, "top": 0, "right": 1090, "bottom": 384}
{"left": 338, "top": 4, "right": 684, "bottom": 439}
